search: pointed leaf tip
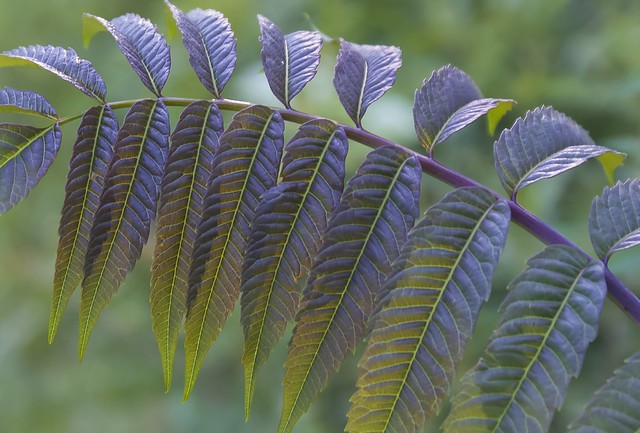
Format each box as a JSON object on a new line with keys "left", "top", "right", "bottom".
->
{"left": 494, "top": 106, "right": 624, "bottom": 199}
{"left": 333, "top": 39, "right": 401, "bottom": 127}
{"left": 84, "top": 13, "right": 171, "bottom": 96}
{"left": 0, "top": 45, "right": 106, "bottom": 101}
{"left": 258, "top": 15, "right": 323, "bottom": 108}
{"left": 167, "top": 2, "right": 236, "bottom": 97}
{"left": 589, "top": 179, "right": 640, "bottom": 262}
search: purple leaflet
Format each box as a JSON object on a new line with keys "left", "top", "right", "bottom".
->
{"left": 84, "top": 13, "right": 171, "bottom": 96}
{"left": 0, "top": 87, "right": 57, "bottom": 119}
{"left": 413, "top": 65, "right": 513, "bottom": 153}
{"left": 0, "top": 122, "right": 62, "bottom": 214}
{"left": 258, "top": 15, "right": 322, "bottom": 108}
{"left": 50, "top": 105, "right": 118, "bottom": 343}
{"left": 333, "top": 39, "right": 401, "bottom": 128}
{"left": 0, "top": 46, "right": 106, "bottom": 102}
{"left": 494, "top": 106, "right": 625, "bottom": 200}
{"left": 166, "top": 1, "right": 236, "bottom": 98}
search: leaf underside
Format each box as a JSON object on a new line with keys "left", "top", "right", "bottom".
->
{"left": 0, "top": 87, "right": 58, "bottom": 119}
{"left": 493, "top": 106, "right": 625, "bottom": 199}
{"left": 258, "top": 15, "right": 322, "bottom": 108}
{"left": 183, "top": 105, "right": 284, "bottom": 401}
{"left": 333, "top": 39, "right": 402, "bottom": 127}
{"left": 0, "top": 122, "right": 62, "bottom": 214}
{"left": 240, "top": 119, "right": 348, "bottom": 417}
{"left": 278, "top": 146, "right": 422, "bottom": 433}
{"left": 151, "top": 100, "right": 224, "bottom": 391}
{"left": 79, "top": 99, "right": 170, "bottom": 360}
{"left": 443, "top": 245, "right": 606, "bottom": 433}
{"left": 346, "top": 186, "right": 511, "bottom": 433}
{"left": 0, "top": 45, "right": 106, "bottom": 102}
{"left": 412, "top": 65, "right": 512, "bottom": 152}
{"left": 50, "top": 105, "right": 118, "bottom": 343}
{"left": 166, "top": 1, "right": 236, "bottom": 98}
{"left": 567, "top": 350, "right": 640, "bottom": 433}
{"left": 589, "top": 178, "right": 640, "bottom": 262}
{"left": 84, "top": 13, "right": 171, "bottom": 96}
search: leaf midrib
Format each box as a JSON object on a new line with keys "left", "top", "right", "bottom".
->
{"left": 0, "top": 124, "right": 53, "bottom": 170}
{"left": 380, "top": 199, "right": 497, "bottom": 433}
{"left": 280, "top": 155, "right": 409, "bottom": 433}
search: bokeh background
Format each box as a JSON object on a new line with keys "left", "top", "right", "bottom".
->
{"left": 1, "top": 0, "right": 640, "bottom": 432}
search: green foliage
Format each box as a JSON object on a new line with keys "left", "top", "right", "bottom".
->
{"left": 2, "top": 4, "right": 640, "bottom": 433}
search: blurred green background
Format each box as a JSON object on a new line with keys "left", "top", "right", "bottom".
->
{"left": 1, "top": 0, "right": 640, "bottom": 432}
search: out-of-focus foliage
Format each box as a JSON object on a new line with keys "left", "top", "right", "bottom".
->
{"left": 1, "top": 1, "right": 640, "bottom": 432}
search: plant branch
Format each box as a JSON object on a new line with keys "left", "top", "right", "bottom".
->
{"left": 59, "top": 95, "right": 640, "bottom": 324}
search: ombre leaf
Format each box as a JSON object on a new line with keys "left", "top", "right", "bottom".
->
{"left": 83, "top": 13, "right": 171, "bottom": 96}
{"left": 0, "top": 122, "right": 61, "bottom": 214}
{"left": 413, "top": 65, "right": 513, "bottom": 153}
{"left": 184, "top": 105, "right": 284, "bottom": 401}
{"left": 443, "top": 245, "right": 606, "bottom": 433}
{"left": 0, "top": 87, "right": 57, "bottom": 119}
{"left": 589, "top": 179, "right": 640, "bottom": 263}
{"left": 50, "top": 105, "right": 118, "bottom": 344}
{"left": 79, "top": 99, "right": 170, "bottom": 359}
{"left": 240, "top": 119, "right": 348, "bottom": 417}
{"left": 165, "top": 1, "right": 236, "bottom": 98}
{"left": 278, "top": 146, "right": 422, "bottom": 433}
{"left": 333, "top": 39, "right": 401, "bottom": 127}
{"left": 494, "top": 107, "right": 625, "bottom": 200}
{"left": 0, "top": 46, "right": 106, "bottom": 102}
{"left": 567, "top": 351, "right": 640, "bottom": 433}
{"left": 346, "top": 187, "right": 510, "bottom": 433}
{"left": 150, "top": 100, "right": 224, "bottom": 391}
{"left": 258, "top": 15, "right": 323, "bottom": 108}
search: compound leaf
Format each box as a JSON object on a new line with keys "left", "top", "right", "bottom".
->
{"left": 258, "top": 15, "right": 322, "bottom": 108}
{"left": 79, "top": 99, "right": 170, "bottom": 359}
{"left": 589, "top": 179, "right": 640, "bottom": 263}
{"left": 278, "top": 146, "right": 421, "bottom": 433}
{"left": 0, "top": 122, "right": 61, "bottom": 214}
{"left": 240, "top": 119, "right": 348, "bottom": 418}
{"left": 567, "top": 351, "right": 640, "bottom": 433}
{"left": 83, "top": 13, "right": 171, "bottom": 96}
{"left": 151, "top": 101, "right": 224, "bottom": 391}
{"left": 346, "top": 187, "right": 510, "bottom": 433}
{"left": 494, "top": 106, "right": 624, "bottom": 200}
{"left": 165, "top": 1, "right": 236, "bottom": 98}
{"left": 50, "top": 105, "right": 118, "bottom": 344}
{"left": 184, "top": 105, "right": 284, "bottom": 401}
{"left": 413, "top": 65, "right": 513, "bottom": 153}
{"left": 443, "top": 245, "right": 606, "bottom": 433}
{"left": 0, "top": 46, "right": 106, "bottom": 102}
{"left": 333, "top": 39, "right": 401, "bottom": 127}
{"left": 0, "top": 87, "right": 57, "bottom": 119}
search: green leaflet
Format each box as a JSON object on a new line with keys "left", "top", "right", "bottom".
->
{"left": 50, "top": 105, "right": 118, "bottom": 343}
{"left": 567, "top": 351, "right": 640, "bottom": 433}
{"left": 183, "top": 105, "right": 284, "bottom": 401}
{"left": 346, "top": 187, "right": 510, "bottom": 433}
{"left": 150, "top": 101, "right": 224, "bottom": 391}
{"left": 443, "top": 245, "right": 606, "bottom": 433}
{"left": 0, "top": 122, "right": 62, "bottom": 214}
{"left": 79, "top": 99, "right": 170, "bottom": 360}
{"left": 240, "top": 119, "right": 348, "bottom": 418}
{"left": 278, "top": 146, "right": 422, "bottom": 433}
